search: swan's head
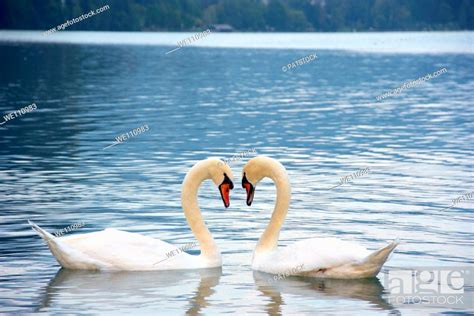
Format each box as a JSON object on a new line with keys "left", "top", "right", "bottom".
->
{"left": 209, "top": 158, "right": 234, "bottom": 208}
{"left": 242, "top": 156, "right": 285, "bottom": 206}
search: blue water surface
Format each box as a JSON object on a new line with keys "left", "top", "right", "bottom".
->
{"left": 0, "top": 31, "right": 473, "bottom": 315}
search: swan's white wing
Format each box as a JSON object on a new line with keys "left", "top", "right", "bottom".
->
{"left": 59, "top": 229, "right": 201, "bottom": 270}
{"left": 253, "top": 238, "right": 371, "bottom": 274}
{"left": 30, "top": 221, "right": 207, "bottom": 271}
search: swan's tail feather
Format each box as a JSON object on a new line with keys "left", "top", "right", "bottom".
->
{"left": 28, "top": 220, "right": 106, "bottom": 270}
{"left": 28, "top": 220, "right": 70, "bottom": 267}
{"left": 303, "top": 239, "right": 400, "bottom": 279}
{"left": 346, "top": 239, "right": 400, "bottom": 278}
{"left": 28, "top": 220, "right": 56, "bottom": 242}
{"left": 363, "top": 239, "right": 399, "bottom": 266}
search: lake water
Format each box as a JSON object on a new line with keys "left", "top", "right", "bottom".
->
{"left": 0, "top": 31, "right": 473, "bottom": 315}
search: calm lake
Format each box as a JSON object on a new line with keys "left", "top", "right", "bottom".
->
{"left": 0, "top": 31, "right": 473, "bottom": 315}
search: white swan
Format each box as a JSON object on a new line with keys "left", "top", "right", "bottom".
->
{"left": 241, "top": 156, "right": 398, "bottom": 279}
{"left": 28, "top": 158, "right": 234, "bottom": 271}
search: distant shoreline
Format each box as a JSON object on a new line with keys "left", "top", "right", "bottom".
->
{"left": 0, "top": 30, "right": 472, "bottom": 55}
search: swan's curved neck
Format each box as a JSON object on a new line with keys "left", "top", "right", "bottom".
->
{"left": 256, "top": 163, "right": 291, "bottom": 254}
{"left": 181, "top": 163, "right": 220, "bottom": 261}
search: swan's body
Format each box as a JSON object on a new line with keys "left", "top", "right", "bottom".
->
{"left": 29, "top": 158, "right": 234, "bottom": 271}
{"left": 28, "top": 225, "right": 212, "bottom": 270}
{"left": 242, "top": 156, "right": 398, "bottom": 279}
{"left": 252, "top": 236, "right": 398, "bottom": 279}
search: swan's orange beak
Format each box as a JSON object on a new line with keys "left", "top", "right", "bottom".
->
{"left": 242, "top": 173, "right": 255, "bottom": 206}
{"left": 219, "top": 173, "right": 234, "bottom": 208}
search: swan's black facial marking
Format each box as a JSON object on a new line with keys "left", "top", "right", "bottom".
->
{"left": 219, "top": 173, "right": 233, "bottom": 208}
{"left": 242, "top": 173, "right": 255, "bottom": 206}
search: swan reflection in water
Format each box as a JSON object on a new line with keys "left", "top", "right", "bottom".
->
{"left": 252, "top": 271, "right": 399, "bottom": 315}
{"left": 35, "top": 267, "right": 222, "bottom": 314}
{"left": 36, "top": 267, "right": 398, "bottom": 314}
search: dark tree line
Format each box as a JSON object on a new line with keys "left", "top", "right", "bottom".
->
{"left": 0, "top": 0, "right": 472, "bottom": 32}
